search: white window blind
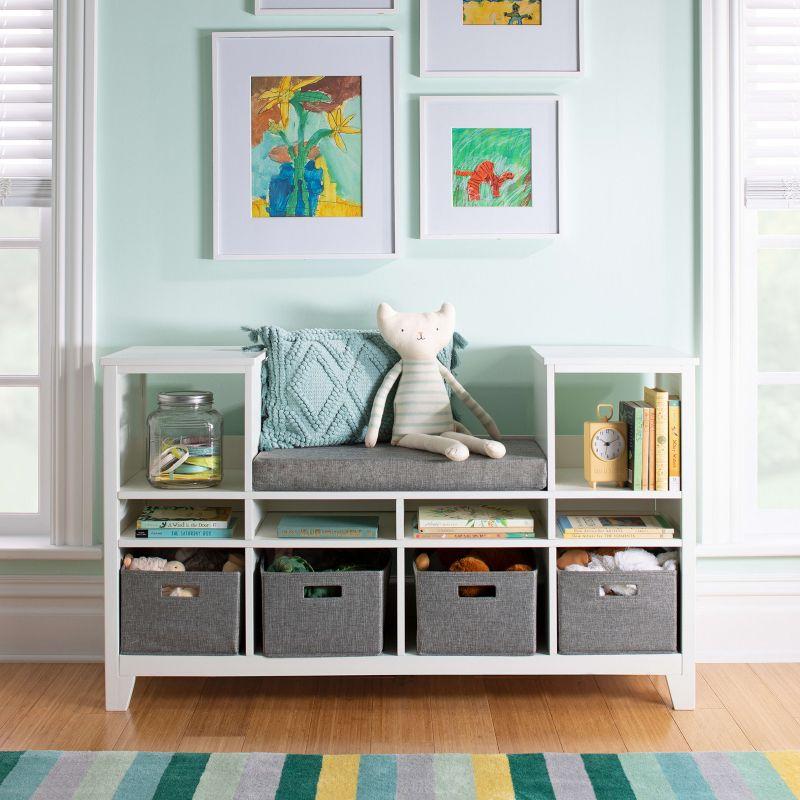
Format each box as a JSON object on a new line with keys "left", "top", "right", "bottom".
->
{"left": 0, "top": 0, "right": 52, "bottom": 207}
{"left": 744, "top": 0, "right": 800, "bottom": 208}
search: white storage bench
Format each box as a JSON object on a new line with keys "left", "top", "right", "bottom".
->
{"left": 102, "top": 345, "right": 697, "bottom": 713}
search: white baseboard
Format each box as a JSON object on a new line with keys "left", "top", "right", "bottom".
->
{"left": 0, "top": 573, "right": 797, "bottom": 663}
{"left": 0, "top": 576, "right": 103, "bottom": 662}
{"left": 696, "top": 572, "right": 800, "bottom": 662}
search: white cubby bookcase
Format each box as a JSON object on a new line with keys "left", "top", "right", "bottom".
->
{"left": 102, "top": 345, "right": 698, "bottom": 712}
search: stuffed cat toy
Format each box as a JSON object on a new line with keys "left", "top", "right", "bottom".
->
{"left": 365, "top": 302, "right": 506, "bottom": 461}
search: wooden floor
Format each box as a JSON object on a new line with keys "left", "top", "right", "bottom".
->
{"left": 1, "top": 664, "right": 800, "bottom": 753}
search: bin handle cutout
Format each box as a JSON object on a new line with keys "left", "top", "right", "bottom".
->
{"left": 599, "top": 584, "right": 638, "bottom": 597}
{"left": 161, "top": 585, "right": 199, "bottom": 598}
{"left": 458, "top": 585, "right": 497, "bottom": 598}
{"left": 303, "top": 586, "right": 343, "bottom": 599}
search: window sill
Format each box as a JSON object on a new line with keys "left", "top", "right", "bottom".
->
{"left": 0, "top": 536, "right": 102, "bottom": 560}
{"left": 698, "top": 542, "right": 800, "bottom": 558}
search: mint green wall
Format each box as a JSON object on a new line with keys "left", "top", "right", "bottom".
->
{"left": 96, "top": 0, "right": 697, "bottom": 404}
{"left": 7, "top": 0, "right": 699, "bottom": 573}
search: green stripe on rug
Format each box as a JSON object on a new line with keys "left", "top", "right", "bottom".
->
{"left": 618, "top": 753, "right": 678, "bottom": 800}
{"left": 74, "top": 751, "right": 137, "bottom": 800}
{"left": 112, "top": 752, "right": 172, "bottom": 800}
{"left": 193, "top": 753, "right": 247, "bottom": 800}
{"left": 0, "top": 750, "right": 60, "bottom": 799}
{"left": 435, "top": 754, "right": 475, "bottom": 800}
{"left": 728, "top": 752, "right": 797, "bottom": 800}
{"left": 274, "top": 754, "right": 323, "bottom": 800}
{"left": 0, "top": 753, "right": 23, "bottom": 786}
{"left": 657, "top": 753, "right": 716, "bottom": 800}
{"left": 507, "top": 754, "right": 555, "bottom": 800}
{"left": 152, "top": 753, "right": 210, "bottom": 800}
{"left": 582, "top": 754, "right": 636, "bottom": 800}
{"left": 356, "top": 755, "right": 396, "bottom": 800}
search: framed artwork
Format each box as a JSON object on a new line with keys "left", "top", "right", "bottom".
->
{"left": 420, "top": 96, "right": 560, "bottom": 239}
{"left": 254, "top": 0, "right": 396, "bottom": 13}
{"left": 420, "top": 0, "right": 581, "bottom": 77}
{"left": 212, "top": 31, "right": 397, "bottom": 259}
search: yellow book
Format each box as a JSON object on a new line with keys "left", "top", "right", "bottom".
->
{"left": 668, "top": 395, "right": 681, "bottom": 491}
{"left": 640, "top": 404, "right": 653, "bottom": 490}
{"left": 644, "top": 387, "right": 669, "bottom": 491}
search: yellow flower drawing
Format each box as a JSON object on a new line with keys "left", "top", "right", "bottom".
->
{"left": 258, "top": 75, "right": 323, "bottom": 129}
{"left": 326, "top": 105, "right": 361, "bottom": 151}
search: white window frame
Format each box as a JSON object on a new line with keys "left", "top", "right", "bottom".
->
{"left": 0, "top": 0, "right": 99, "bottom": 558}
{"left": 701, "top": 0, "right": 800, "bottom": 555}
{"left": 0, "top": 209, "right": 53, "bottom": 537}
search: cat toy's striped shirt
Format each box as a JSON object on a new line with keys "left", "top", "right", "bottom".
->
{"left": 366, "top": 359, "right": 499, "bottom": 445}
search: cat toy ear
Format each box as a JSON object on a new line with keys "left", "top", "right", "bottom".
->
{"left": 377, "top": 302, "right": 396, "bottom": 324}
{"left": 438, "top": 302, "right": 455, "bottom": 323}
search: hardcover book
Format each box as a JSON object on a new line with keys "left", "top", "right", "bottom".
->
{"left": 416, "top": 503, "right": 535, "bottom": 533}
{"left": 276, "top": 514, "right": 380, "bottom": 539}
{"left": 135, "top": 518, "right": 238, "bottom": 539}
{"left": 557, "top": 514, "right": 674, "bottom": 537}
{"left": 135, "top": 506, "right": 234, "bottom": 530}
{"left": 668, "top": 395, "right": 681, "bottom": 492}
{"left": 644, "top": 387, "right": 669, "bottom": 491}
{"left": 619, "top": 400, "right": 644, "bottom": 491}
{"left": 639, "top": 402, "right": 654, "bottom": 490}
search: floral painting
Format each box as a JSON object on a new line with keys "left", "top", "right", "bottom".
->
{"left": 452, "top": 127, "right": 532, "bottom": 207}
{"left": 462, "top": 0, "right": 542, "bottom": 25}
{"left": 251, "top": 76, "right": 362, "bottom": 218}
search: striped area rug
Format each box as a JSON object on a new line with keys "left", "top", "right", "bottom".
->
{"left": 0, "top": 750, "right": 798, "bottom": 799}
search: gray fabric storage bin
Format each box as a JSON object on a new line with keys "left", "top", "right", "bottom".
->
{"left": 252, "top": 437, "right": 547, "bottom": 492}
{"left": 558, "top": 569, "right": 678, "bottom": 654}
{"left": 414, "top": 564, "right": 537, "bottom": 656}
{"left": 261, "top": 561, "right": 390, "bottom": 657}
{"left": 120, "top": 569, "right": 242, "bottom": 655}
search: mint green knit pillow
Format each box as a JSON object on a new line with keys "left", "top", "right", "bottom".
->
{"left": 243, "top": 326, "right": 466, "bottom": 450}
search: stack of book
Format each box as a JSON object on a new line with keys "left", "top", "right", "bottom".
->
{"left": 414, "top": 503, "right": 536, "bottom": 538}
{"left": 134, "top": 506, "right": 236, "bottom": 538}
{"left": 619, "top": 388, "right": 681, "bottom": 492}
{"left": 558, "top": 514, "right": 675, "bottom": 539}
{"left": 276, "top": 514, "right": 379, "bottom": 539}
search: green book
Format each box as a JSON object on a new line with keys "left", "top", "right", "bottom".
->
{"left": 619, "top": 400, "right": 644, "bottom": 491}
{"left": 276, "top": 514, "right": 379, "bottom": 539}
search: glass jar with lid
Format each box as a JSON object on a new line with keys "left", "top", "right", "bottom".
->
{"left": 146, "top": 391, "right": 223, "bottom": 489}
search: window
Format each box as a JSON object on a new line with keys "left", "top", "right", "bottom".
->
{"left": 705, "top": 0, "right": 800, "bottom": 545}
{"left": 0, "top": 2, "right": 54, "bottom": 537}
{"left": 0, "top": 208, "right": 52, "bottom": 534}
{"left": 0, "top": 0, "right": 96, "bottom": 553}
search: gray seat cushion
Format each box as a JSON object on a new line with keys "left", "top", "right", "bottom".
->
{"left": 252, "top": 437, "right": 547, "bottom": 492}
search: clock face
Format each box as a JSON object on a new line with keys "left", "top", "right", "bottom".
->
{"left": 591, "top": 427, "right": 625, "bottom": 461}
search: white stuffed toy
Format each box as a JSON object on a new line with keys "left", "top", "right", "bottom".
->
{"left": 365, "top": 302, "right": 506, "bottom": 462}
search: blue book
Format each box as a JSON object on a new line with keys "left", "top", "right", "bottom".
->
{"left": 276, "top": 514, "right": 379, "bottom": 539}
{"left": 135, "top": 518, "right": 237, "bottom": 538}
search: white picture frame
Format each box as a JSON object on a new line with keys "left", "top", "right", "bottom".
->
{"left": 420, "top": 0, "right": 582, "bottom": 77}
{"left": 255, "top": 0, "right": 397, "bottom": 13}
{"left": 420, "top": 95, "right": 561, "bottom": 240}
{"left": 212, "top": 31, "right": 398, "bottom": 260}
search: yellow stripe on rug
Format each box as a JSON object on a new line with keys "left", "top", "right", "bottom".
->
{"left": 767, "top": 751, "right": 800, "bottom": 797}
{"left": 472, "top": 754, "right": 515, "bottom": 800}
{"left": 315, "top": 754, "right": 360, "bottom": 800}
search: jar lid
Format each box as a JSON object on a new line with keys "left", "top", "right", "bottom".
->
{"left": 157, "top": 391, "right": 213, "bottom": 406}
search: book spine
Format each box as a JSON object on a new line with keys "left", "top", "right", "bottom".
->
{"left": 417, "top": 520, "right": 531, "bottom": 529}
{"left": 136, "top": 519, "right": 230, "bottom": 530}
{"left": 619, "top": 402, "right": 643, "bottom": 492}
{"left": 668, "top": 398, "right": 681, "bottom": 491}
{"left": 645, "top": 387, "right": 669, "bottom": 491}
{"left": 276, "top": 529, "right": 378, "bottom": 539}
{"left": 560, "top": 531, "right": 674, "bottom": 539}
{"left": 646, "top": 405, "right": 655, "bottom": 490}
{"left": 413, "top": 532, "right": 535, "bottom": 539}
{"left": 135, "top": 528, "right": 234, "bottom": 538}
